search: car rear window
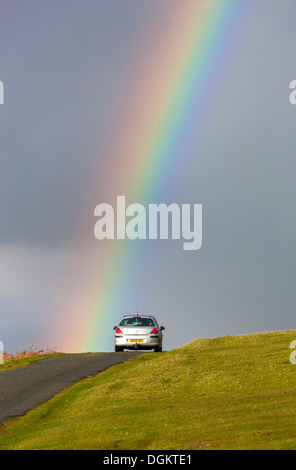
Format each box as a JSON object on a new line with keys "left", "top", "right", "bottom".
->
{"left": 119, "top": 317, "right": 155, "bottom": 327}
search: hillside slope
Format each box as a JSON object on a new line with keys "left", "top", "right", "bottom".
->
{"left": 1, "top": 330, "right": 296, "bottom": 450}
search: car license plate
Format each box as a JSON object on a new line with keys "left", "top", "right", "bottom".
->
{"left": 129, "top": 339, "right": 144, "bottom": 343}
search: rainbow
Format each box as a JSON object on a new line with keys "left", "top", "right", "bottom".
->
{"left": 54, "top": 0, "right": 252, "bottom": 353}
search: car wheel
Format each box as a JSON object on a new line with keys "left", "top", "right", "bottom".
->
{"left": 115, "top": 346, "right": 124, "bottom": 352}
{"left": 154, "top": 346, "right": 162, "bottom": 352}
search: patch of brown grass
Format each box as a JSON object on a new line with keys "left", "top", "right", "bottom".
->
{"left": 3, "top": 345, "right": 57, "bottom": 360}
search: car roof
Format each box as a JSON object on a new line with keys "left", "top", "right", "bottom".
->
{"left": 119, "top": 315, "right": 159, "bottom": 326}
{"left": 121, "top": 314, "right": 158, "bottom": 321}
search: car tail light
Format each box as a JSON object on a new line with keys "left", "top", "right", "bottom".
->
{"left": 116, "top": 327, "right": 123, "bottom": 335}
{"left": 150, "top": 328, "right": 158, "bottom": 334}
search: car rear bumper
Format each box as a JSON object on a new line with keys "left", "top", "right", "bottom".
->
{"left": 115, "top": 335, "right": 161, "bottom": 350}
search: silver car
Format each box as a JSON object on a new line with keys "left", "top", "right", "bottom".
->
{"left": 114, "top": 315, "right": 165, "bottom": 352}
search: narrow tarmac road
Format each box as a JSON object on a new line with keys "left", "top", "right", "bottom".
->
{"left": 0, "top": 352, "right": 137, "bottom": 424}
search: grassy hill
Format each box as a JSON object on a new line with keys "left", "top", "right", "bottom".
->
{"left": 1, "top": 330, "right": 296, "bottom": 450}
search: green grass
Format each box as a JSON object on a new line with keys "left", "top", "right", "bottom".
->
{"left": 1, "top": 330, "right": 296, "bottom": 450}
{"left": 0, "top": 353, "right": 67, "bottom": 372}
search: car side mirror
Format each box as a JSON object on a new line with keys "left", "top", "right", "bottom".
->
{"left": 160, "top": 326, "right": 165, "bottom": 330}
{"left": 113, "top": 326, "right": 117, "bottom": 330}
